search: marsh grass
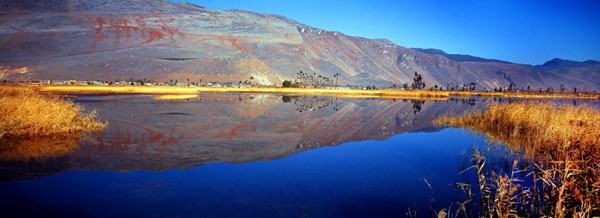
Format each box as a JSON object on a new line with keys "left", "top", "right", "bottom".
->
{"left": 435, "top": 102, "right": 600, "bottom": 217}
{"left": 0, "top": 85, "right": 106, "bottom": 138}
{"left": 449, "top": 91, "right": 599, "bottom": 99}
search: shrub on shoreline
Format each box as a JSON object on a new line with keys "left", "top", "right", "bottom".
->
{"left": 0, "top": 85, "right": 106, "bottom": 138}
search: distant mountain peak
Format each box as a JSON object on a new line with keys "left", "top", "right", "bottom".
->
{"left": 414, "top": 48, "right": 446, "bottom": 55}
{"left": 541, "top": 58, "right": 599, "bottom": 68}
{"left": 543, "top": 58, "right": 570, "bottom": 66}
{"left": 412, "top": 48, "right": 511, "bottom": 64}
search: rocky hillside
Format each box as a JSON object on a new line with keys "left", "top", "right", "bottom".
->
{"left": 1, "top": 0, "right": 599, "bottom": 90}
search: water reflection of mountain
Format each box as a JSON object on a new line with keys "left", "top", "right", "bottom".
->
{"left": 0, "top": 94, "right": 491, "bottom": 181}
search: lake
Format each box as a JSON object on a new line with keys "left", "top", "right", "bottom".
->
{"left": 0, "top": 94, "right": 597, "bottom": 217}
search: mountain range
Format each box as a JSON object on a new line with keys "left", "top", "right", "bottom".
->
{"left": 1, "top": 0, "right": 599, "bottom": 90}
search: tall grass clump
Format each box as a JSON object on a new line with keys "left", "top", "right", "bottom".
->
{"left": 435, "top": 101, "right": 600, "bottom": 217}
{"left": 0, "top": 85, "right": 106, "bottom": 138}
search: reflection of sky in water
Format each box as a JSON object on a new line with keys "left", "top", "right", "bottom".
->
{"left": 2, "top": 128, "right": 475, "bottom": 217}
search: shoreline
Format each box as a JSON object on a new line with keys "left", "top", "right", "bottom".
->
{"left": 28, "top": 85, "right": 600, "bottom": 100}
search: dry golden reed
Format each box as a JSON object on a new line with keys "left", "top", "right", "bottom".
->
{"left": 39, "top": 85, "right": 451, "bottom": 99}
{"left": 449, "top": 91, "right": 599, "bottom": 99}
{"left": 0, "top": 85, "right": 106, "bottom": 138}
{"left": 153, "top": 94, "right": 198, "bottom": 100}
{"left": 435, "top": 101, "right": 600, "bottom": 217}
{"left": 435, "top": 101, "right": 600, "bottom": 154}
{"left": 39, "top": 85, "right": 599, "bottom": 100}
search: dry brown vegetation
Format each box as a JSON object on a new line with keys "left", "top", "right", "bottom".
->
{"left": 450, "top": 90, "right": 600, "bottom": 99}
{"left": 38, "top": 85, "right": 200, "bottom": 94}
{"left": 153, "top": 94, "right": 199, "bottom": 100}
{"left": 0, "top": 85, "right": 106, "bottom": 138}
{"left": 38, "top": 85, "right": 600, "bottom": 100}
{"left": 435, "top": 102, "right": 600, "bottom": 217}
{"left": 37, "top": 85, "right": 451, "bottom": 98}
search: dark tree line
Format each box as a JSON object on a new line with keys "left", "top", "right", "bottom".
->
{"left": 411, "top": 71, "right": 426, "bottom": 90}
{"left": 282, "top": 80, "right": 294, "bottom": 87}
{"left": 446, "top": 82, "right": 477, "bottom": 91}
{"left": 295, "top": 70, "right": 335, "bottom": 88}
{"left": 489, "top": 83, "right": 581, "bottom": 94}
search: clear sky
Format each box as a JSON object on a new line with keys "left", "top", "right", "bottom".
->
{"left": 179, "top": 0, "right": 600, "bottom": 65}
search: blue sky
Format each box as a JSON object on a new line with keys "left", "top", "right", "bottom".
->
{"left": 180, "top": 0, "right": 600, "bottom": 65}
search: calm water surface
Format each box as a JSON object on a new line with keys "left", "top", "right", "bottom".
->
{"left": 0, "top": 94, "right": 597, "bottom": 217}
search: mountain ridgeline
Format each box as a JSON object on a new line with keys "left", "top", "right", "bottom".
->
{"left": 1, "top": 0, "right": 599, "bottom": 90}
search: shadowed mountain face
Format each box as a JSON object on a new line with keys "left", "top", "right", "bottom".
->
{"left": 541, "top": 58, "right": 600, "bottom": 69}
{"left": 412, "top": 48, "right": 512, "bottom": 64}
{"left": 1, "top": 0, "right": 599, "bottom": 90}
